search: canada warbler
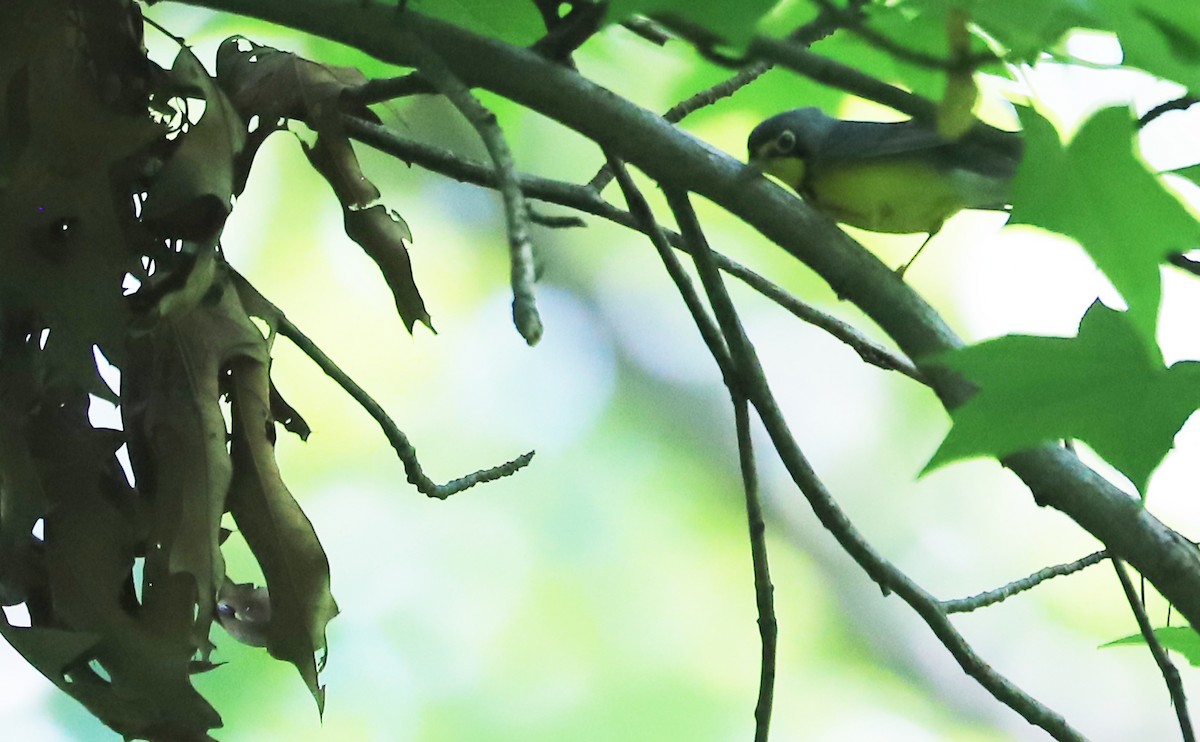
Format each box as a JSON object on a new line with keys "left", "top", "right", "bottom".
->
{"left": 747, "top": 107, "right": 1022, "bottom": 274}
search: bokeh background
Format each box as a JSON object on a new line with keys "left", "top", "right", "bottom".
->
{"left": 5, "top": 4, "right": 1200, "bottom": 740}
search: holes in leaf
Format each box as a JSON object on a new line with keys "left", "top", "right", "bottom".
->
{"left": 218, "top": 394, "right": 234, "bottom": 449}
{"left": 347, "top": 198, "right": 381, "bottom": 212}
{"left": 132, "top": 557, "right": 145, "bottom": 604}
{"left": 31, "top": 518, "right": 44, "bottom": 542}
{"left": 2, "top": 602, "right": 31, "bottom": 628}
{"left": 93, "top": 345, "right": 121, "bottom": 397}
{"left": 158, "top": 96, "right": 205, "bottom": 137}
{"left": 66, "top": 659, "right": 112, "bottom": 686}
{"left": 184, "top": 97, "right": 206, "bottom": 127}
{"left": 87, "top": 659, "right": 112, "bottom": 683}
{"left": 115, "top": 443, "right": 136, "bottom": 488}
{"left": 249, "top": 316, "right": 271, "bottom": 340}
{"left": 122, "top": 272, "right": 142, "bottom": 296}
{"left": 37, "top": 327, "right": 49, "bottom": 351}
{"left": 87, "top": 394, "right": 121, "bottom": 431}
{"left": 247, "top": 114, "right": 260, "bottom": 133}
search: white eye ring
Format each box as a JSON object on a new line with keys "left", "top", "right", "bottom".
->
{"left": 774, "top": 129, "right": 796, "bottom": 153}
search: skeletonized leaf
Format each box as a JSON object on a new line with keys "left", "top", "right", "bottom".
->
{"left": 141, "top": 46, "right": 246, "bottom": 243}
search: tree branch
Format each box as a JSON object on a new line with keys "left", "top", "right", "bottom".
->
{"left": 166, "top": 0, "right": 1200, "bottom": 670}
{"left": 233, "top": 271, "right": 535, "bottom": 498}
{"left": 665, "top": 186, "right": 1080, "bottom": 741}
{"left": 606, "top": 155, "right": 732, "bottom": 378}
{"left": 941, "top": 550, "right": 1109, "bottom": 614}
{"left": 732, "top": 392, "right": 776, "bottom": 742}
{"left": 608, "top": 156, "right": 777, "bottom": 740}
{"left": 1139, "top": 95, "right": 1200, "bottom": 128}
{"left": 403, "top": 32, "right": 543, "bottom": 345}
{"left": 342, "top": 115, "right": 924, "bottom": 382}
{"left": 1113, "top": 559, "right": 1195, "bottom": 742}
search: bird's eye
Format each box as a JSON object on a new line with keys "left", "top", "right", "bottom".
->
{"left": 774, "top": 130, "right": 796, "bottom": 153}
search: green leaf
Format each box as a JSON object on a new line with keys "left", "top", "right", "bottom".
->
{"left": 1010, "top": 106, "right": 1200, "bottom": 345}
{"left": 1167, "top": 163, "right": 1200, "bottom": 189}
{"left": 826, "top": 2, "right": 996, "bottom": 100}
{"left": 1095, "top": 0, "right": 1200, "bottom": 90}
{"left": 924, "top": 302, "right": 1200, "bottom": 495}
{"left": 606, "top": 0, "right": 777, "bottom": 46}
{"left": 413, "top": 0, "right": 545, "bottom": 45}
{"left": 912, "top": 0, "right": 1099, "bottom": 61}
{"left": 755, "top": 0, "right": 816, "bottom": 39}
{"left": 1103, "top": 626, "right": 1200, "bottom": 667}
{"left": 912, "top": 1, "right": 1200, "bottom": 86}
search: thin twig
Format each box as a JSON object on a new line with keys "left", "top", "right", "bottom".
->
{"left": 529, "top": 1, "right": 605, "bottom": 61}
{"left": 344, "top": 72, "right": 434, "bottom": 105}
{"left": 246, "top": 286, "right": 536, "bottom": 498}
{"left": 745, "top": 35, "right": 1019, "bottom": 155}
{"left": 526, "top": 205, "right": 586, "bottom": 229}
{"left": 1113, "top": 559, "right": 1195, "bottom": 742}
{"left": 940, "top": 550, "right": 1109, "bottom": 614}
{"left": 608, "top": 155, "right": 775, "bottom": 742}
{"left": 732, "top": 395, "right": 777, "bottom": 742}
{"left": 662, "top": 63, "right": 772, "bottom": 123}
{"left": 664, "top": 187, "right": 1082, "bottom": 741}
{"left": 1169, "top": 254, "right": 1200, "bottom": 277}
{"left": 342, "top": 115, "right": 925, "bottom": 383}
{"left": 587, "top": 5, "right": 854, "bottom": 193}
{"left": 808, "top": 0, "right": 996, "bottom": 71}
{"left": 588, "top": 62, "right": 771, "bottom": 192}
{"left": 750, "top": 35, "right": 931, "bottom": 120}
{"left": 404, "top": 34, "right": 543, "bottom": 345}
{"left": 620, "top": 16, "right": 673, "bottom": 46}
{"left": 606, "top": 155, "right": 732, "bottom": 378}
{"left": 1139, "top": 95, "right": 1199, "bottom": 129}
{"left": 745, "top": 277, "right": 926, "bottom": 383}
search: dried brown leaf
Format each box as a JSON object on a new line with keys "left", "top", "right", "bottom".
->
{"left": 141, "top": 46, "right": 246, "bottom": 243}
{"left": 305, "top": 133, "right": 431, "bottom": 332}
{"left": 123, "top": 271, "right": 267, "bottom": 663}
{"left": 215, "top": 36, "right": 371, "bottom": 128}
{"left": 228, "top": 351, "right": 338, "bottom": 714}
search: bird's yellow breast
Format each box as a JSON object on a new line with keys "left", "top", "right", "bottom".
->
{"left": 805, "top": 158, "right": 969, "bottom": 234}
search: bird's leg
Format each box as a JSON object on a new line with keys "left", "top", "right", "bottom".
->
{"left": 896, "top": 226, "right": 941, "bottom": 278}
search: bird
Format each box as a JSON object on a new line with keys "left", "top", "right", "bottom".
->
{"left": 746, "top": 106, "right": 1022, "bottom": 275}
